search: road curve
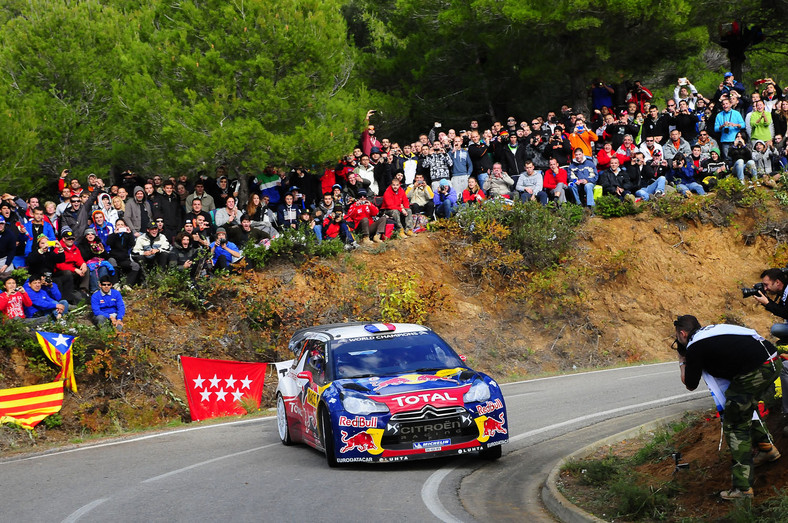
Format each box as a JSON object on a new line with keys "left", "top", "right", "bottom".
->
{"left": 0, "top": 362, "right": 711, "bottom": 522}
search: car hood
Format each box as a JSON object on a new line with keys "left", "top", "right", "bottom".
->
{"left": 334, "top": 367, "right": 476, "bottom": 395}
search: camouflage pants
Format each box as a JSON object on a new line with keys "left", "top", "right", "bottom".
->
{"left": 723, "top": 359, "right": 782, "bottom": 490}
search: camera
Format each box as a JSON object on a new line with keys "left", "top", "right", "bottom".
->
{"left": 742, "top": 282, "right": 765, "bottom": 298}
{"left": 220, "top": 238, "right": 227, "bottom": 245}
{"left": 43, "top": 272, "right": 53, "bottom": 285}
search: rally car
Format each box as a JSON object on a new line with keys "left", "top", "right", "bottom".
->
{"left": 275, "top": 322, "right": 508, "bottom": 466}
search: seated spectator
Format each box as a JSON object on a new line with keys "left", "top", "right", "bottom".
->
{"left": 106, "top": 218, "right": 140, "bottom": 286}
{"left": 296, "top": 209, "right": 318, "bottom": 238}
{"left": 461, "top": 176, "right": 486, "bottom": 205}
{"left": 433, "top": 179, "right": 458, "bottom": 218}
{"left": 26, "top": 234, "right": 65, "bottom": 281}
{"left": 133, "top": 223, "right": 171, "bottom": 271}
{"left": 210, "top": 228, "right": 243, "bottom": 271}
{"left": 0, "top": 216, "right": 17, "bottom": 275}
{"left": 543, "top": 158, "right": 569, "bottom": 205}
{"left": 321, "top": 209, "right": 357, "bottom": 247}
{"left": 214, "top": 195, "right": 241, "bottom": 230}
{"left": 728, "top": 132, "right": 757, "bottom": 182}
{"left": 55, "top": 228, "right": 89, "bottom": 303}
{"left": 111, "top": 195, "right": 125, "bottom": 222}
{"left": 246, "top": 193, "right": 279, "bottom": 239}
{"left": 630, "top": 152, "right": 667, "bottom": 201}
{"left": 483, "top": 163, "right": 515, "bottom": 199}
{"left": 599, "top": 157, "right": 636, "bottom": 202}
{"left": 752, "top": 140, "right": 778, "bottom": 183}
{"left": 91, "top": 276, "right": 125, "bottom": 330}
{"left": 24, "top": 273, "right": 68, "bottom": 322}
{"left": 0, "top": 276, "right": 32, "bottom": 320}
{"left": 695, "top": 130, "right": 718, "bottom": 161}
{"left": 43, "top": 200, "right": 58, "bottom": 230}
{"left": 91, "top": 209, "right": 114, "bottom": 247}
{"left": 596, "top": 141, "right": 619, "bottom": 171}
{"left": 662, "top": 129, "right": 692, "bottom": 162}
{"left": 185, "top": 198, "right": 213, "bottom": 233}
{"left": 615, "top": 134, "right": 638, "bottom": 166}
{"left": 668, "top": 153, "right": 706, "bottom": 196}
{"left": 78, "top": 228, "right": 113, "bottom": 294}
{"left": 545, "top": 126, "right": 572, "bottom": 165}
{"left": 169, "top": 231, "right": 201, "bottom": 272}
{"left": 230, "top": 215, "right": 268, "bottom": 247}
{"left": 97, "top": 193, "right": 117, "bottom": 227}
{"left": 406, "top": 174, "right": 435, "bottom": 216}
{"left": 313, "top": 192, "right": 337, "bottom": 241}
{"left": 346, "top": 189, "right": 386, "bottom": 244}
{"left": 701, "top": 148, "right": 729, "bottom": 181}
{"left": 277, "top": 193, "right": 301, "bottom": 229}
{"left": 344, "top": 172, "right": 371, "bottom": 202}
{"left": 381, "top": 178, "right": 414, "bottom": 239}
{"left": 515, "top": 161, "right": 548, "bottom": 205}
{"left": 566, "top": 148, "right": 598, "bottom": 207}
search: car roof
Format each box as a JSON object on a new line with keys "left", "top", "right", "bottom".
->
{"left": 289, "top": 322, "right": 431, "bottom": 351}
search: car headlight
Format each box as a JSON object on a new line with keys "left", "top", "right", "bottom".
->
{"left": 342, "top": 392, "right": 389, "bottom": 415}
{"left": 463, "top": 380, "right": 491, "bottom": 403}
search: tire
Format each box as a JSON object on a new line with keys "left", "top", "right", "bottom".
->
{"left": 276, "top": 394, "right": 292, "bottom": 446}
{"left": 479, "top": 444, "right": 502, "bottom": 460}
{"left": 320, "top": 408, "right": 339, "bottom": 468}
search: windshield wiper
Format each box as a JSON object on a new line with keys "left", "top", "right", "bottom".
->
{"left": 412, "top": 367, "right": 444, "bottom": 373}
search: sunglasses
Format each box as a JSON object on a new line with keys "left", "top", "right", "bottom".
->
{"left": 100, "top": 282, "right": 112, "bottom": 286}
{"left": 71, "top": 200, "right": 80, "bottom": 203}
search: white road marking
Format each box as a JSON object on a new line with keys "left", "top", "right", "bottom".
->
{"left": 2, "top": 415, "right": 275, "bottom": 463}
{"left": 420, "top": 466, "right": 465, "bottom": 523}
{"left": 143, "top": 443, "right": 278, "bottom": 483}
{"left": 499, "top": 361, "right": 674, "bottom": 388}
{"left": 618, "top": 370, "right": 677, "bottom": 381}
{"left": 61, "top": 498, "right": 108, "bottom": 523}
{"left": 421, "top": 388, "right": 707, "bottom": 522}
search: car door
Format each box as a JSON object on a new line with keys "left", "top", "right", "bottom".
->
{"left": 293, "top": 338, "right": 328, "bottom": 446}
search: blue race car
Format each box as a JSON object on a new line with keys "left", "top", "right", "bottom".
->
{"left": 275, "top": 322, "right": 508, "bottom": 466}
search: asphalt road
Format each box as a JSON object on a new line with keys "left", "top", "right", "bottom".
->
{"left": 0, "top": 362, "right": 712, "bottom": 523}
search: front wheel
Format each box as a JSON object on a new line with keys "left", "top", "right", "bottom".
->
{"left": 276, "top": 394, "right": 292, "bottom": 445}
{"left": 320, "top": 408, "right": 339, "bottom": 468}
{"left": 479, "top": 445, "right": 502, "bottom": 460}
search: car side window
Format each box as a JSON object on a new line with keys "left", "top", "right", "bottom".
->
{"left": 303, "top": 339, "right": 328, "bottom": 386}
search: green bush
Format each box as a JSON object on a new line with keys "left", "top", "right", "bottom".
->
{"left": 454, "top": 200, "right": 583, "bottom": 269}
{"left": 563, "top": 455, "right": 622, "bottom": 486}
{"left": 609, "top": 479, "right": 673, "bottom": 520}
{"left": 144, "top": 268, "right": 206, "bottom": 310}
{"left": 243, "top": 228, "right": 344, "bottom": 269}
{"left": 726, "top": 488, "right": 788, "bottom": 522}
{"left": 595, "top": 194, "right": 640, "bottom": 218}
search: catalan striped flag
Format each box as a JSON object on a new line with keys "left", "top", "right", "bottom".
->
{"left": 36, "top": 331, "right": 78, "bottom": 392}
{"left": 0, "top": 381, "right": 64, "bottom": 429}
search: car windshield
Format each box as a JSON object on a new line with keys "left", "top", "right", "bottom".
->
{"left": 330, "top": 331, "right": 465, "bottom": 380}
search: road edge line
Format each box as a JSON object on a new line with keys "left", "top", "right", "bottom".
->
{"left": 541, "top": 412, "right": 689, "bottom": 523}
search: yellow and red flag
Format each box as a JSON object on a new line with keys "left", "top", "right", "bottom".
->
{"left": 0, "top": 381, "right": 64, "bottom": 429}
{"left": 36, "top": 331, "right": 77, "bottom": 392}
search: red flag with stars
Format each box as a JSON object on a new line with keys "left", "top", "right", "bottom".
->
{"left": 180, "top": 356, "right": 267, "bottom": 422}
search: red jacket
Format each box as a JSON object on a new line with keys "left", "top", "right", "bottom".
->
{"left": 543, "top": 168, "right": 568, "bottom": 191}
{"left": 345, "top": 201, "right": 380, "bottom": 228}
{"left": 381, "top": 186, "right": 409, "bottom": 210}
{"left": 0, "top": 291, "right": 32, "bottom": 319}
{"left": 56, "top": 240, "right": 86, "bottom": 272}
{"left": 461, "top": 188, "right": 486, "bottom": 204}
{"left": 596, "top": 149, "right": 629, "bottom": 171}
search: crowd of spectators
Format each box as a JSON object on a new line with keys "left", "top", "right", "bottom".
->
{"left": 1, "top": 72, "right": 787, "bottom": 325}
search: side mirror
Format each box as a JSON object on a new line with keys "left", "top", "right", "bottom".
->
{"left": 459, "top": 355, "right": 467, "bottom": 362}
{"left": 297, "top": 371, "right": 313, "bottom": 382}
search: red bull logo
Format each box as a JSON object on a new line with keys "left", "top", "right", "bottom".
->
{"left": 482, "top": 413, "right": 507, "bottom": 437}
{"left": 340, "top": 430, "right": 379, "bottom": 453}
{"left": 373, "top": 373, "right": 456, "bottom": 391}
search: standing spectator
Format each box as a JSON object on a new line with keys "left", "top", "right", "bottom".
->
{"left": 91, "top": 276, "right": 125, "bottom": 330}
{"left": 124, "top": 186, "right": 153, "bottom": 237}
{"left": 185, "top": 180, "right": 216, "bottom": 212}
{"left": 449, "top": 137, "right": 474, "bottom": 196}
{"left": 567, "top": 116, "right": 599, "bottom": 157}
{"left": 24, "top": 207, "right": 56, "bottom": 257}
{"left": 381, "top": 178, "right": 414, "bottom": 239}
{"left": 354, "top": 155, "right": 377, "bottom": 196}
{"left": 606, "top": 111, "right": 640, "bottom": 149}
{"left": 625, "top": 80, "right": 653, "bottom": 113}
{"left": 0, "top": 276, "right": 32, "bottom": 320}
{"left": 24, "top": 274, "right": 68, "bottom": 322}
{"left": 106, "top": 219, "right": 140, "bottom": 286}
{"left": 277, "top": 193, "right": 301, "bottom": 229}
{"left": 543, "top": 158, "right": 569, "bottom": 205}
{"left": 157, "top": 182, "right": 183, "bottom": 241}
{"left": 0, "top": 216, "right": 17, "bottom": 274}
{"left": 713, "top": 71, "right": 746, "bottom": 102}
{"left": 467, "top": 131, "right": 493, "bottom": 180}
{"left": 406, "top": 174, "right": 435, "bottom": 217}
{"left": 545, "top": 126, "right": 572, "bottom": 165}
{"left": 423, "top": 141, "right": 453, "bottom": 192}
{"left": 642, "top": 105, "right": 670, "bottom": 145}
{"left": 498, "top": 132, "right": 528, "bottom": 179}
{"left": 746, "top": 99, "right": 774, "bottom": 144}
{"left": 184, "top": 198, "right": 213, "bottom": 232}
{"left": 715, "top": 97, "right": 745, "bottom": 158}
{"left": 674, "top": 78, "right": 699, "bottom": 110}
{"left": 433, "top": 179, "right": 458, "bottom": 219}
{"left": 772, "top": 100, "right": 788, "bottom": 138}
{"left": 59, "top": 188, "right": 100, "bottom": 240}
{"left": 590, "top": 79, "right": 615, "bottom": 111}
{"left": 360, "top": 110, "right": 381, "bottom": 156}
{"left": 671, "top": 100, "right": 699, "bottom": 142}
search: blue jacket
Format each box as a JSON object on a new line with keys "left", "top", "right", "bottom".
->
{"left": 714, "top": 109, "right": 745, "bottom": 143}
{"left": 24, "top": 221, "right": 56, "bottom": 256}
{"left": 91, "top": 289, "right": 125, "bottom": 319}
{"left": 433, "top": 186, "right": 458, "bottom": 206}
{"left": 211, "top": 240, "right": 240, "bottom": 265}
{"left": 566, "top": 158, "right": 598, "bottom": 183}
{"left": 668, "top": 166, "right": 696, "bottom": 185}
{"left": 450, "top": 149, "right": 473, "bottom": 177}
{"left": 23, "top": 280, "right": 62, "bottom": 316}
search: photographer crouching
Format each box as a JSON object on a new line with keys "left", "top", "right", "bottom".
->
{"left": 749, "top": 268, "right": 788, "bottom": 433}
{"left": 673, "top": 315, "right": 782, "bottom": 500}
